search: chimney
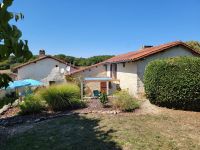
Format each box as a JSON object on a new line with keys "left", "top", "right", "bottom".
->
{"left": 39, "top": 49, "right": 45, "bottom": 57}
{"left": 142, "top": 45, "right": 153, "bottom": 49}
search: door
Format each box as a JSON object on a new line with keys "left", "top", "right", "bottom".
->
{"left": 110, "top": 63, "right": 117, "bottom": 79}
{"left": 100, "top": 82, "right": 107, "bottom": 93}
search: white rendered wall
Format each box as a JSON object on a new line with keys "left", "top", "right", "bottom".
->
{"left": 116, "top": 62, "right": 138, "bottom": 96}
{"left": 17, "top": 58, "right": 68, "bottom": 84}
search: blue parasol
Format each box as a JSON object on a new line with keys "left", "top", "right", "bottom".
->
{"left": 24, "top": 79, "right": 44, "bottom": 87}
{"left": 7, "top": 80, "right": 31, "bottom": 89}
{"left": 6, "top": 79, "right": 44, "bottom": 89}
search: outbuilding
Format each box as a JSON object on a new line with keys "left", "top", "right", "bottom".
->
{"left": 13, "top": 50, "right": 77, "bottom": 85}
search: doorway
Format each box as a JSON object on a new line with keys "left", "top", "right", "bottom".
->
{"left": 110, "top": 63, "right": 117, "bottom": 79}
{"left": 100, "top": 82, "right": 107, "bottom": 93}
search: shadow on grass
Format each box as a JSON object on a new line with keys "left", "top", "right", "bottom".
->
{"left": 2, "top": 114, "right": 122, "bottom": 150}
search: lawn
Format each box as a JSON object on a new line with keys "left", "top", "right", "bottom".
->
{"left": 2, "top": 108, "right": 200, "bottom": 150}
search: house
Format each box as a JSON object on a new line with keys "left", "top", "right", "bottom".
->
{"left": 13, "top": 50, "right": 78, "bottom": 85}
{"left": 68, "top": 41, "right": 200, "bottom": 97}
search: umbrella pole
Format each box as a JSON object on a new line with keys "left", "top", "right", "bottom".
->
{"left": 16, "top": 88, "right": 22, "bottom": 103}
{"left": 15, "top": 88, "right": 19, "bottom": 105}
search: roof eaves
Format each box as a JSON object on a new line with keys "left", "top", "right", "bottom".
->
{"left": 68, "top": 61, "right": 107, "bottom": 76}
{"left": 105, "top": 41, "right": 200, "bottom": 63}
{"left": 13, "top": 55, "right": 78, "bottom": 70}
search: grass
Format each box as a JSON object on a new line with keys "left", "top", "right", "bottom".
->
{"left": 2, "top": 108, "right": 200, "bottom": 150}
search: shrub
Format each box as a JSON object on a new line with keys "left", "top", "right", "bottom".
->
{"left": 144, "top": 56, "right": 200, "bottom": 111}
{"left": 0, "top": 64, "right": 9, "bottom": 70}
{"left": 19, "top": 94, "right": 45, "bottom": 115}
{"left": 40, "top": 84, "right": 85, "bottom": 111}
{"left": 0, "top": 97, "right": 16, "bottom": 109}
{"left": 0, "top": 60, "right": 10, "bottom": 70}
{"left": 112, "top": 91, "right": 139, "bottom": 112}
{"left": 65, "top": 75, "right": 81, "bottom": 87}
{"left": 0, "top": 92, "right": 17, "bottom": 109}
{"left": 99, "top": 93, "right": 108, "bottom": 105}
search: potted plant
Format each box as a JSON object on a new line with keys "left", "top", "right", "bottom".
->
{"left": 99, "top": 93, "right": 108, "bottom": 107}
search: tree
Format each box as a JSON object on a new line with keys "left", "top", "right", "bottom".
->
{"left": 0, "top": 0, "right": 32, "bottom": 88}
{"left": 185, "top": 41, "right": 200, "bottom": 52}
{"left": 54, "top": 54, "right": 76, "bottom": 64}
{"left": 54, "top": 54, "right": 114, "bottom": 66}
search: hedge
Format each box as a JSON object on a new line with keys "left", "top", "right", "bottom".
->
{"left": 144, "top": 56, "right": 200, "bottom": 111}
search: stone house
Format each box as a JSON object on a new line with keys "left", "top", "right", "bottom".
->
{"left": 68, "top": 41, "right": 200, "bottom": 97}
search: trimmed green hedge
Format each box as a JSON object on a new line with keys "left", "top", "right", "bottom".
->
{"left": 144, "top": 56, "right": 200, "bottom": 111}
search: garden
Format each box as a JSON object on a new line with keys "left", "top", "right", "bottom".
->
{"left": 0, "top": 81, "right": 142, "bottom": 150}
{"left": 0, "top": 82, "right": 141, "bottom": 126}
{"left": 2, "top": 103, "right": 200, "bottom": 150}
{"left": 2, "top": 56, "right": 200, "bottom": 149}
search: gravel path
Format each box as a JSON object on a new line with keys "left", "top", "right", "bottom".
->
{"left": 75, "top": 99, "right": 119, "bottom": 114}
{"left": 0, "top": 107, "right": 20, "bottom": 119}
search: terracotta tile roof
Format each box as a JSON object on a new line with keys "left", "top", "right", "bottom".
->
{"left": 105, "top": 41, "right": 200, "bottom": 63}
{"left": 68, "top": 41, "right": 200, "bottom": 76}
{"left": 13, "top": 55, "right": 78, "bottom": 71}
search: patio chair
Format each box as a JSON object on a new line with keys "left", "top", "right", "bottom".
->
{"left": 93, "top": 90, "right": 100, "bottom": 98}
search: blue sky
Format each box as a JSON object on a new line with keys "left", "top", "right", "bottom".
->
{"left": 10, "top": 0, "right": 200, "bottom": 57}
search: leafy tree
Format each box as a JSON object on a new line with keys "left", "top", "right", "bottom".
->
{"left": 54, "top": 54, "right": 76, "bottom": 64}
{"left": 54, "top": 54, "right": 114, "bottom": 66}
{"left": 0, "top": 0, "right": 32, "bottom": 88}
{"left": 185, "top": 41, "right": 200, "bottom": 52}
{"left": 0, "top": 59, "right": 9, "bottom": 70}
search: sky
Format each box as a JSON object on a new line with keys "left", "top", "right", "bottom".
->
{"left": 9, "top": 0, "right": 200, "bottom": 57}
